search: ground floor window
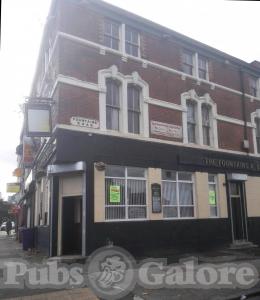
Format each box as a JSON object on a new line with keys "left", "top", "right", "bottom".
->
{"left": 208, "top": 174, "right": 218, "bottom": 217}
{"left": 162, "top": 170, "right": 195, "bottom": 219}
{"left": 105, "top": 165, "right": 147, "bottom": 221}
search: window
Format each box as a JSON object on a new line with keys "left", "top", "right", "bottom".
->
{"left": 162, "top": 170, "right": 195, "bottom": 219}
{"left": 198, "top": 55, "right": 208, "bottom": 80}
{"left": 127, "top": 85, "right": 141, "bottom": 134}
{"left": 105, "top": 165, "right": 147, "bottom": 221}
{"left": 249, "top": 77, "right": 258, "bottom": 97}
{"left": 208, "top": 174, "right": 218, "bottom": 217}
{"left": 187, "top": 100, "right": 197, "bottom": 143}
{"left": 106, "top": 79, "right": 120, "bottom": 130}
{"left": 104, "top": 20, "right": 120, "bottom": 50}
{"left": 255, "top": 118, "right": 260, "bottom": 153}
{"left": 125, "top": 26, "right": 139, "bottom": 57}
{"left": 202, "top": 104, "right": 211, "bottom": 146}
{"left": 182, "top": 50, "right": 194, "bottom": 75}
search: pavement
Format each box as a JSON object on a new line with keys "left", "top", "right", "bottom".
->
{"left": 0, "top": 231, "right": 98, "bottom": 300}
{"left": 1, "top": 231, "right": 260, "bottom": 299}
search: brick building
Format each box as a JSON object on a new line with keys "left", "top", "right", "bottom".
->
{"left": 18, "top": 0, "right": 260, "bottom": 256}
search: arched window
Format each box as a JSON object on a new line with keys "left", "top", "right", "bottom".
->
{"left": 187, "top": 100, "right": 197, "bottom": 143}
{"left": 127, "top": 85, "right": 141, "bottom": 134}
{"left": 106, "top": 79, "right": 120, "bottom": 131}
{"left": 182, "top": 90, "right": 218, "bottom": 148}
{"left": 202, "top": 104, "right": 212, "bottom": 146}
{"left": 255, "top": 117, "right": 260, "bottom": 153}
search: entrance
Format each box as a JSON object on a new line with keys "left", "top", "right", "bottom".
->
{"left": 62, "top": 196, "right": 82, "bottom": 255}
{"left": 229, "top": 181, "right": 248, "bottom": 242}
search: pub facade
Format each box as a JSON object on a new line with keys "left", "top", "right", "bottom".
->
{"left": 17, "top": 0, "right": 260, "bottom": 257}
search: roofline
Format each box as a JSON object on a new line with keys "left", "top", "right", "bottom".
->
{"left": 89, "top": 0, "right": 260, "bottom": 75}
{"left": 29, "top": 0, "right": 259, "bottom": 98}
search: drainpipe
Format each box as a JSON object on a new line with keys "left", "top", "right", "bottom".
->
{"left": 239, "top": 68, "right": 249, "bottom": 153}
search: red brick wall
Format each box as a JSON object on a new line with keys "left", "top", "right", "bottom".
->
{"left": 57, "top": 0, "right": 256, "bottom": 94}
{"left": 57, "top": 83, "right": 99, "bottom": 125}
{"left": 53, "top": 1, "right": 260, "bottom": 154}
{"left": 149, "top": 105, "right": 182, "bottom": 142}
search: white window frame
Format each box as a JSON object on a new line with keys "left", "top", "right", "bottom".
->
{"left": 197, "top": 54, "right": 209, "bottom": 81}
{"left": 162, "top": 171, "right": 196, "bottom": 220}
{"left": 124, "top": 25, "right": 140, "bottom": 58}
{"left": 251, "top": 109, "right": 260, "bottom": 155}
{"left": 98, "top": 65, "right": 149, "bottom": 137}
{"left": 103, "top": 19, "right": 122, "bottom": 51}
{"left": 249, "top": 76, "right": 260, "bottom": 98}
{"left": 208, "top": 174, "right": 219, "bottom": 218}
{"left": 105, "top": 166, "right": 148, "bottom": 222}
{"left": 105, "top": 78, "right": 122, "bottom": 131}
{"left": 182, "top": 51, "right": 209, "bottom": 81}
{"left": 181, "top": 89, "right": 218, "bottom": 148}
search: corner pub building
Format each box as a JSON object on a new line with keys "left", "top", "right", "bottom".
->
{"left": 18, "top": 0, "right": 260, "bottom": 257}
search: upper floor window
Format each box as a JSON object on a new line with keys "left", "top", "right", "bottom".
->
{"left": 105, "top": 165, "right": 147, "bottom": 221}
{"left": 198, "top": 55, "right": 208, "bottom": 80}
{"left": 127, "top": 85, "right": 141, "bottom": 134}
{"left": 106, "top": 79, "right": 120, "bottom": 131}
{"left": 187, "top": 100, "right": 197, "bottom": 143}
{"left": 202, "top": 104, "right": 211, "bottom": 146}
{"left": 125, "top": 26, "right": 140, "bottom": 57}
{"left": 182, "top": 51, "right": 209, "bottom": 80}
{"left": 104, "top": 20, "right": 120, "bottom": 50}
{"left": 162, "top": 170, "right": 195, "bottom": 219}
{"left": 249, "top": 77, "right": 258, "bottom": 97}
{"left": 255, "top": 118, "right": 260, "bottom": 153}
{"left": 182, "top": 90, "right": 218, "bottom": 148}
{"left": 182, "top": 50, "right": 194, "bottom": 75}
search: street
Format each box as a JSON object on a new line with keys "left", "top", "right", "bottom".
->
{"left": 1, "top": 232, "right": 260, "bottom": 299}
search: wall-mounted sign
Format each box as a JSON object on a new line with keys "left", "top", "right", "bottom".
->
{"left": 179, "top": 156, "right": 260, "bottom": 173}
{"left": 151, "top": 121, "right": 182, "bottom": 139}
{"left": 209, "top": 190, "right": 216, "bottom": 205}
{"left": 109, "top": 185, "right": 120, "bottom": 203}
{"left": 6, "top": 183, "right": 20, "bottom": 193}
{"left": 70, "top": 117, "right": 100, "bottom": 129}
{"left": 12, "top": 168, "right": 23, "bottom": 177}
{"left": 25, "top": 103, "right": 52, "bottom": 137}
{"left": 151, "top": 183, "right": 162, "bottom": 213}
{"left": 23, "top": 137, "right": 34, "bottom": 168}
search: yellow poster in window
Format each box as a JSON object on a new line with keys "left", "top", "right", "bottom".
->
{"left": 110, "top": 185, "right": 120, "bottom": 203}
{"left": 209, "top": 190, "right": 216, "bottom": 205}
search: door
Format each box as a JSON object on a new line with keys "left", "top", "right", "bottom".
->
{"left": 229, "top": 182, "right": 248, "bottom": 242}
{"left": 62, "top": 196, "right": 82, "bottom": 255}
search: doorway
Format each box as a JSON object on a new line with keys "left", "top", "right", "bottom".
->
{"left": 62, "top": 196, "right": 82, "bottom": 255}
{"left": 229, "top": 181, "right": 248, "bottom": 242}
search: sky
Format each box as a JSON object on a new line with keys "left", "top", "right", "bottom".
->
{"left": 0, "top": 0, "right": 259, "bottom": 200}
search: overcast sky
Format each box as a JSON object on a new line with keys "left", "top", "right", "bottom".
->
{"left": 0, "top": 0, "right": 259, "bottom": 200}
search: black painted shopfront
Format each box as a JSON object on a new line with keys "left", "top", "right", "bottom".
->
{"left": 49, "top": 128, "right": 260, "bottom": 256}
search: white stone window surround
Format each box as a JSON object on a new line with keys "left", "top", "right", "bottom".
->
{"left": 182, "top": 89, "right": 218, "bottom": 148}
{"left": 98, "top": 65, "right": 149, "bottom": 137}
{"left": 251, "top": 109, "right": 260, "bottom": 155}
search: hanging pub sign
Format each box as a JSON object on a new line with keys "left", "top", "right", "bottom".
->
{"left": 25, "top": 103, "right": 52, "bottom": 137}
{"left": 151, "top": 183, "right": 162, "bottom": 213}
{"left": 12, "top": 168, "right": 23, "bottom": 177}
{"left": 6, "top": 183, "right": 20, "bottom": 193}
{"left": 23, "top": 137, "right": 34, "bottom": 168}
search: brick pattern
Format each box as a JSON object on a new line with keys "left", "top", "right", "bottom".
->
{"left": 43, "top": 0, "right": 260, "bottom": 154}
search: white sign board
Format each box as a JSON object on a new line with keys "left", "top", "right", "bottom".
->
{"left": 70, "top": 117, "right": 100, "bottom": 129}
{"left": 151, "top": 121, "right": 182, "bottom": 139}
